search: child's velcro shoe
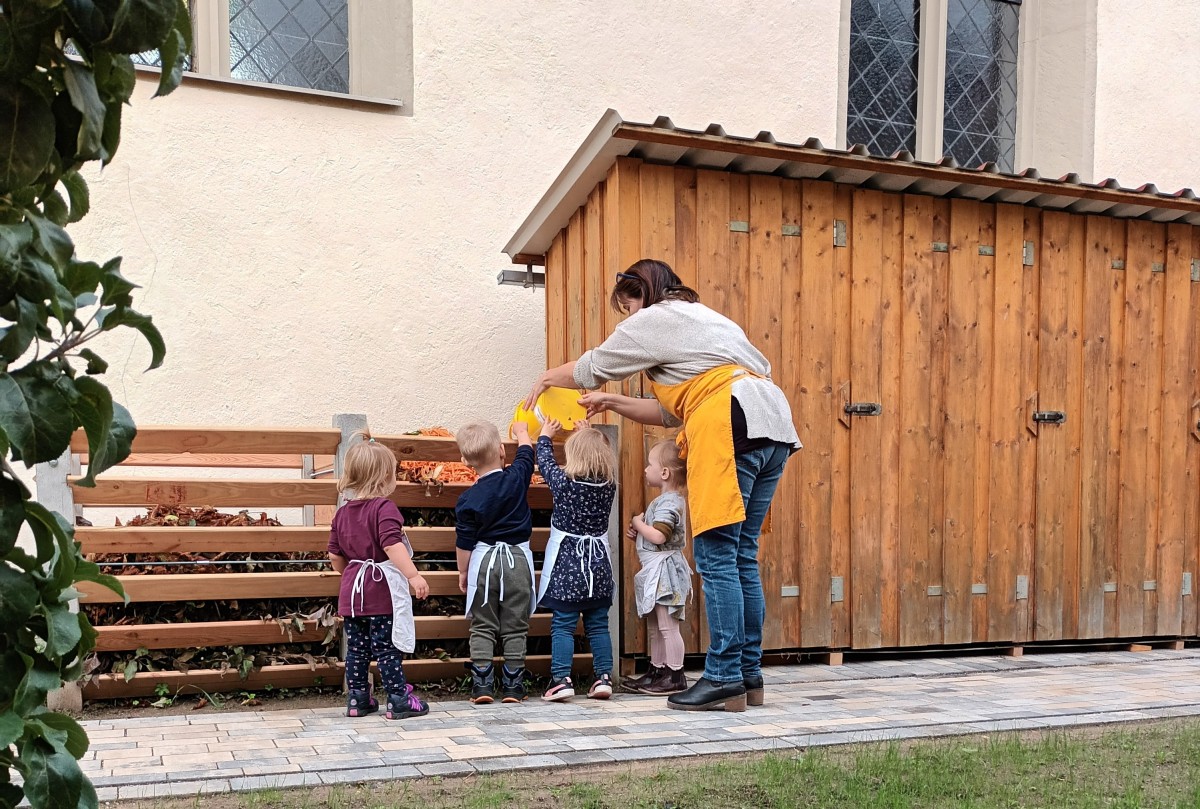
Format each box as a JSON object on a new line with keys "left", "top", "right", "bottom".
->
{"left": 386, "top": 685, "right": 429, "bottom": 720}
{"left": 346, "top": 689, "right": 378, "bottom": 717}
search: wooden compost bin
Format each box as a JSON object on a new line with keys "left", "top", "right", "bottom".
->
{"left": 503, "top": 111, "right": 1200, "bottom": 659}
{"left": 53, "top": 424, "right": 581, "bottom": 699}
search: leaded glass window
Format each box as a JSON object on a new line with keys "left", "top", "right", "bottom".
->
{"left": 943, "top": 0, "right": 1019, "bottom": 170}
{"left": 229, "top": 0, "right": 350, "bottom": 94}
{"left": 129, "top": 0, "right": 192, "bottom": 71}
{"left": 846, "top": 0, "right": 922, "bottom": 157}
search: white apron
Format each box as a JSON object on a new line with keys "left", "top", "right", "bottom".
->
{"left": 346, "top": 541, "right": 416, "bottom": 653}
{"left": 536, "top": 526, "right": 612, "bottom": 606}
{"left": 465, "top": 541, "right": 536, "bottom": 617}
{"left": 633, "top": 545, "right": 693, "bottom": 618}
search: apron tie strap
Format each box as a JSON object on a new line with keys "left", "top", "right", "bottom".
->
{"left": 480, "top": 543, "right": 516, "bottom": 607}
{"left": 347, "top": 559, "right": 385, "bottom": 618}
{"left": 574, "top": 536, "right": 607, "bottom": 599}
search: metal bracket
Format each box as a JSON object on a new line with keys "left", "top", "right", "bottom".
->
{"left": 781, "top": 585, "right": 800, "bottom": 598}
{"left": 729, "top": 220, "right": 749, "bottom": 233}
{"left": 830, "top": 577, "right": 844, "bottom": 603}
{"left": 1015, "top": 575, "right": 1029, "bottom": 600}
{"left": 931, "top": 241, "right": 949, "bottom": 253}
{"left": 1023, "top": 241, "right": 1035, "bottom": 266}
{"left": 1152, "top": 262, "right": 1165, "bottom": 274}
{"left": 1032, "top": 411, "right": 1066, "bottom": 425}
{"left": 833, "top": 220, "right": 848, "bottom": 248}
{"left": 971, "top": 583, "right": 988, "bottom": 595}
{"left": 1143, "top": 580, "right": 1158, "bottom": 591}
{"left": 927, "top": 585, "right": 943, "bottom": 597}
{"left": 1192, "top": 259, "right": 1200, "bottom": 282}
{"left": 1103, "top": 582, "right": 1118, "bottom": 593}
{"left": 782, "top": 224, "right": 801, "bottom": 237}
{"left": 1184, "top": 572, "right": 1193, "bottom": 596}
{"left": 844, "top": 402, "right": 882, "bottom": 417}
{"left": 978, "top": 245, "right": 995, "bottom": 256}
{"left": 1112, "top": 259, "right": 1126, "bottom": 270}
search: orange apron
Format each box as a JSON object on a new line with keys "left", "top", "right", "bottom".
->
{"left": 648, "top": 364, "right": 764, "bottom": 537}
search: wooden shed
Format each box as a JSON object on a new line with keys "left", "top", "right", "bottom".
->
{"left": 503, "top": 109, "right": 1200, "bottom": 660}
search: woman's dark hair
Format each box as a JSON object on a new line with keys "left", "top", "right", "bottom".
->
{"left": 610, "top": 259, "right": 700, "bottom": 313}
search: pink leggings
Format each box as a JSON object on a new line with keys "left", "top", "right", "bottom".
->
{"left": 647, "top": 604, "right": 685, "bottom": 670}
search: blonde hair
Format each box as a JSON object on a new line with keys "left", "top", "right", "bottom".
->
{"left": 563, "top": 428, "right": 617, "bottom": 483}
{"left": 338, "top": 430, "right": 398, "bottom": 499}
{"left": 651, "top": 438, "right": 687, "bottom": 485}
{"left": 456, "top": 421, "right": 502, "bottom": 468}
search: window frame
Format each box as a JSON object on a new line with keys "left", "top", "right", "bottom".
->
{"left": 839, "top": 0, "right": 1028, "bottom": 167}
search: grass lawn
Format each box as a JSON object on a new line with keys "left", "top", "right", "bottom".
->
{"left": 110, "top": 719, "right": 1200, "bottom": 809}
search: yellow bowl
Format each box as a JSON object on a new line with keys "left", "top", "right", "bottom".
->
{"left": 513, "top": 387, "right": 588, "bottom": 435}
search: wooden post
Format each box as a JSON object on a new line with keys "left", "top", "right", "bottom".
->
{"left": 301, "top": 454, "right": 315, "bottom": 527}
{"left": 597, "top": 423, "right": 622, "bottom": 670}
{"left": 332, "top": 414, "right": 367, "bottom": 689}
{"left": 35, "top": 447, "right": 83, "bottom": 712}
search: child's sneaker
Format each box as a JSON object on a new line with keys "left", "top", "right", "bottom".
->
{"left": 385, "top": 684, "right": 428, "bottom": 720}
{"left": 500, "top": 665, "right": 527, "bottom": 703}
{"left": 588, "top": 673, "right": 614, "bottom": 700}
{"left": 467, "top": 662, "right": 495, "bottom": 705}
{"left": 346, "top": 689, "right": 378, "bottom": 717}
{"left": 542, "top": 676, "right": 575, "bottom": 702}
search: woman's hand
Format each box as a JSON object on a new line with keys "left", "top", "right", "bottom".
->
{"left": 540, "top": 418, "right": 562, "bottom": 440}
{"left": 524, "top": 373, "right": 551, "bottom": 412}
{"left": 578, "top": 391, "right": 613, "bottom": 419}
{"left": 408, "top": 574, "right": 430, "bottom": 599}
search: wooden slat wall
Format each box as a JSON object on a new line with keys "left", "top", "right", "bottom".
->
{"left": 545, "top": 155, "right": 1200, "bottom": 658}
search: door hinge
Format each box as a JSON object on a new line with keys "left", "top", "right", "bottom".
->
{"left": 978, "top": 245, "right": 995, "bottom": 256}
{"left": 1023, "top": 241, "right": 1035, "bottom": 266}
{"left": 781, "top": 585, "right": 800, "bottom": 598}
{"left": 833, "top": 219, "right": 848, "bottom": 247}
{"left": 971, "top": 583, "right": 988, "bottom": 595}
{"left": 1184, "top": 572, "right": 1193, "bottom": 596}
{"left": 1112, "top": 259, "right": 1126, "bottom": 270}
{"left": 830, "top": 576, "right": 844, "bottom": 603}
{"left": 1015, "top": 575, "right": 1029, "bottom": 600}
{"left": 729, "top": 220, "right": 749, "bottom": 233}
{"left": 1192, "top": 259, "right": 1200, "bottom": 282}
{"left": 927, "top": 585, "right": 944, "bottom": 597}
{"left": 1103, "top": 582, "right": 1118, "bottom": 593}
{"left": 1143, "top": 580, "right": 1158, "bottom": 591}
{"left": 931, "top": 241, "right": 949, "bottom": 253}
{"left": 1151, "top": 262, "right": 1165, "bottom": 274}
{"left": 782, "top": 224, "right": 801, "bottom": 237}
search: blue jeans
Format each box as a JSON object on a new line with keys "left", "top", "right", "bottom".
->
{"left": 692, "top": 442, "right": 791, "bottom": 683}
{"left": 550, "top": 607, "right": 612, "bottom": 680}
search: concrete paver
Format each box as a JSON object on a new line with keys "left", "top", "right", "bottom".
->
{"left": 81, "top": 648, "right": 1200, "bottom": 802}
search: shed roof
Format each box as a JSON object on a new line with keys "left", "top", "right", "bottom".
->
{"left": 503, "top": 109, "right": 1200, "bottom": 261}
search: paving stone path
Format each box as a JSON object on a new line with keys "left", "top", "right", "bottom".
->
{"left": 81, "top": 648, "right": 1200, "bottom": 802}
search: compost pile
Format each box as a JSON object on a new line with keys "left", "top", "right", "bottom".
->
{"left": 82, "top": 428, "right": 553, "bottom": 700}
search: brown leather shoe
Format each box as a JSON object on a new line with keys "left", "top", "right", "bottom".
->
{"left": 636, "top": 666, "right": 688, "bottom": 695}
{"left": 621, "top": 665, "right": 662, "bottom": 691}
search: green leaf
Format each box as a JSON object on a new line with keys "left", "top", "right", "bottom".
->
{"left": 98, "top": 258, "right": 137, "bottom": 305}
{"left": 73, "top": 557, "right": 126, "bottom": 604}
{"left": 43, "top": 603, "right": 83, "bottom": 658}
{"left": 13, "top": 653, "right": 62, "bottom": 715}
{"left": 61, "top": 259, "right": 103, "bottom": 296}
{"left": 0, "top": 474, "right": 26, "bottom": 555}
{"left": 15, "top": 737, "right": 83, "bottom": 809}
{"left": 62, "top": 60, "right": 106, "bottom": 160}
{"left": 0, "top": 366, "right": 76, "bottom": 464}
{"left": 100, "top": 98, "right": 122, "bottom": 166}
{"left": 78, "top": 349, "right": 108, "bottom": 375}
{"left": 61, "top": 172, "right": 90, "bottom": 224}
{"left": 62, "top": 0, "right": 111, "bottom": 45}
{"left": 0, "top": 84, "right": 55, "bottom": 195}
{"left": 97, "top": 54, "right": 136, "bottom": 106}
{"left": 0, "top": 711, "right": 23, "bottom": 749}
{"left": 26, "top": 213, "right": 75, "bottom": 269}
{"left": 154, "top": 27, "right": 186, "bottom": 98}
{"left": 0, "top": 298, "right": 40, "bottom": 359}
{"left": 104, "top": 0, "right": 176, "bottom": 54}
{"left": 98, "top": 309, "right": 165, "bottom": 370}
{"left": 41, "top": 189, "right": 69, "bottom": 226}
{"left": 122, "top": 659, "right": 138, "bottom": 682}
{"left": 32, "top": 713, "right": 89, "bottom": 759}
{"left": 0, "top": 559, "right": 39, "bottom": 626}
{"left": 71, "top": 376, "right": 133, "bottom": 485}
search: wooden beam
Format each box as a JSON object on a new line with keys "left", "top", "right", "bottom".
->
{"left": 70, "top": 477, "right": 553, "bottom": 510}
{"left": 77, "top": 570, "right": 464, "bottom": 603}
{"left": 107, "top": 453, "right": 306, "bottom": 469}
{"left": 377, "top": 434, "right": 565, "bottom": 464}
{"left": 92, "top": 614, "right": 561, "bottom": 651}
{"left": 75, "top": 527, "right": 552, "bottom": 555}
{"left": 71, "top": 427, "right": 342, "bottom": 455}
{"left": 81, "top": 655, "right": 595, "bottom": 699}
{"left": 511, "top": 253, "right": 547, "bottom": 267}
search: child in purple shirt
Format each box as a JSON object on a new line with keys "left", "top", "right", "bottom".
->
{"left": 328, "top": 431, "right": 430, "bottom": 720}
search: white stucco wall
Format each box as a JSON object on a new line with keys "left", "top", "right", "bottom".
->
{"left": 1092, "top": 0, "right": 1200, "bottom": 192}
{"left": 68, "top": 1, "right": 843, "bottom": 438}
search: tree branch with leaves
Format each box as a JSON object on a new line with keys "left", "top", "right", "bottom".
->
{"left": 0, "top": 1, "right": 190, "bottom": 807}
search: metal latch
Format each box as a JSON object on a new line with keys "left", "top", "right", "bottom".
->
{"left": 1023, "top": 241, "right": 1035, "bottom": 266}
{"left": 833, "top": 220, "right": 847, "bottom": 247}
{"left": 844, "top": 402, "right": 882, "bottom": 417}
{"left": 1032, "top": 411, "right": 1066, "bottom": 425}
